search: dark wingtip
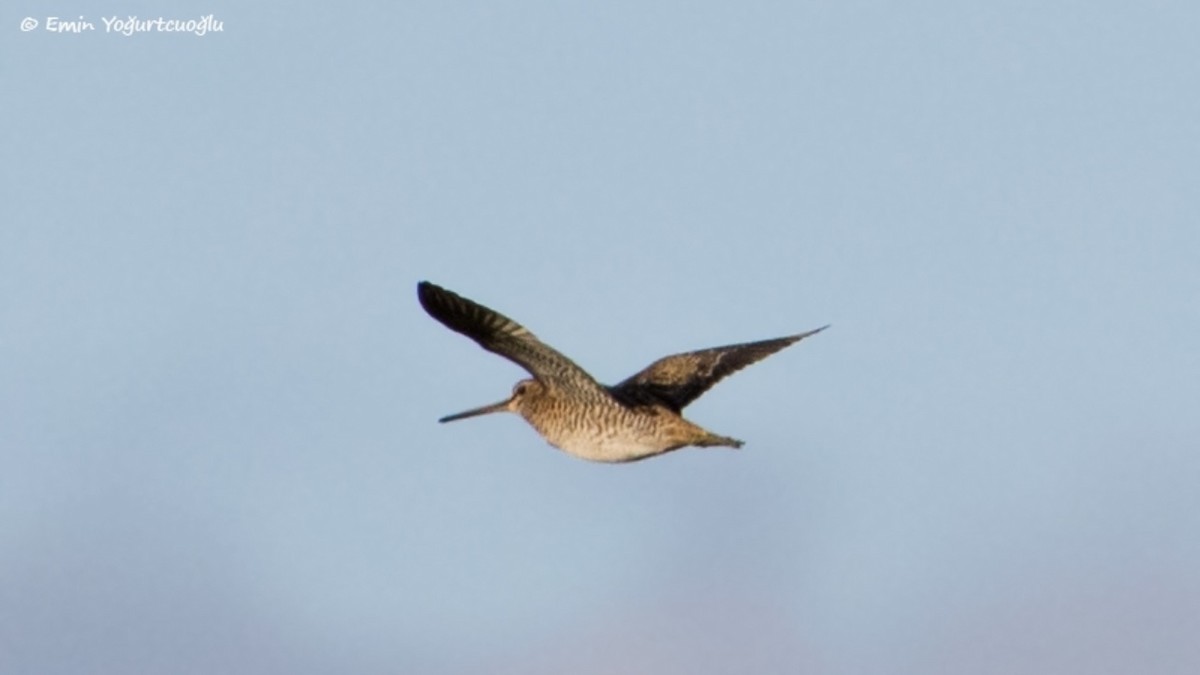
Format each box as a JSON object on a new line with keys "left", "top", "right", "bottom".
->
{"left": 417, "top": 281, "right": 453, "bottom": 316}
{"left": 788, "top": 324, "right": 830, "bottom": 343}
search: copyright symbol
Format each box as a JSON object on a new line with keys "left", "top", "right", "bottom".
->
{"left": 20, "top": 17, "right": 38, "bottom": 31}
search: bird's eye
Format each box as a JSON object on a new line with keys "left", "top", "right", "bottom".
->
{"left": 515, "top": 384, "right": 526, "bottom": 395}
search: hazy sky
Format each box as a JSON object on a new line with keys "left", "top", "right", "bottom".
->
{"left": 3, "top": 2, "right": 1198, "bottom": 673}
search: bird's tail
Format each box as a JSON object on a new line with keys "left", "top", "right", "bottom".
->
{"left": 695, "top": 433, "right": 745, "bottom": 449}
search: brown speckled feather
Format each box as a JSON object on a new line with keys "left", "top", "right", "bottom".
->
{"left": 609, "top": 327, "right": 828, "bottom": 412}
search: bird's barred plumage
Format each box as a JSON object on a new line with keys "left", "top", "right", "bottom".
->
{"left": 417, "top": 280, "right": 826, "bottom": 462}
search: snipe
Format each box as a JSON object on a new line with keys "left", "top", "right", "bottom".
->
{"left": 418, "top": 281, "right": 826, "bottom": 463}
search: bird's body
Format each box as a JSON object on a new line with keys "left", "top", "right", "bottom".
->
{"left": 417, "top": 281, "right": 825, "bottom": 463}
{"left": 494, "top": 379, "right": 741, "bottom": 462}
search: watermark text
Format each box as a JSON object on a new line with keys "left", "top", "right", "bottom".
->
{"left": 21, "top": 14, "right": 224, "bottom": 36}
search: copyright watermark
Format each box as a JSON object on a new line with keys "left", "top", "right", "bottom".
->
{"left": 20, "top": 14, "right": 224, "bottom": 36}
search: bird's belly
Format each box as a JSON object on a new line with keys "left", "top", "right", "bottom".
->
{"left": 539, "top": 426, "right": 670, "bottom": 463}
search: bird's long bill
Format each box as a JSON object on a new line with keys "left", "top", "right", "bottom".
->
{"left": 437, "top": 397, "right": 512, "bottom": 423}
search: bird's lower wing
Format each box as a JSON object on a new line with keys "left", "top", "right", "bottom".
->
{"left": 609, "top": 327, "right": 828, "bottom": 411}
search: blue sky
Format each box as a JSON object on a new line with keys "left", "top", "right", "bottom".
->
{"left": 3, "top": 2, "right": 1198, "bottom": 673}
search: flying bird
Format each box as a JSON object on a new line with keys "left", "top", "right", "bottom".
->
{"left": 418, "top": 281, "right": 826, "bottom": 463}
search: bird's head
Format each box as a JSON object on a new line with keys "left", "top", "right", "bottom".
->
{"left": 438, "top": 378, "right": 545, "bottom": 423}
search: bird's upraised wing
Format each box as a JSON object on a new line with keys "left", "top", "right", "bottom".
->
{"left": 417, "top": 281, "right": 604, "bottom": 393}
{"left": 609, "top": 327, "right": 828, "bottom": 411}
